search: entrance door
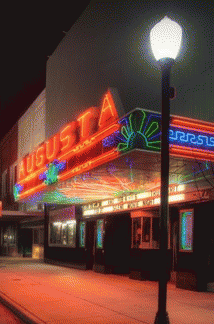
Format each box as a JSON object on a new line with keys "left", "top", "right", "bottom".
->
{"left": 105, "top": 214, "right": 131, "bottom": 274}
{"left": 85, "top": 221, "right": 96, "bottom": 270}
{"left": 20, "top": 229, "right": 33, "bottom": 257}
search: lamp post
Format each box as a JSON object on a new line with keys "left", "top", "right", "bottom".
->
{"left": 150, "top": 16, "right": 182, "bottom": 324}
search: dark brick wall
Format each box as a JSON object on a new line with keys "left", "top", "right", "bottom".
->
{"left": 0, "top": 123, "right": 18, "bottom": 210}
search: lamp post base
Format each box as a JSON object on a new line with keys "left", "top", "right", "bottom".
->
{"left": 154, "top": 311, "right": 170, "bottom": 324}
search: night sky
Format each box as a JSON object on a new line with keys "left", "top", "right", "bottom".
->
{"left": 1, "top": 1, "right": 90, "bottom": 140}
{"left": 1, "top": 0, "right": 213, "bottom": 140}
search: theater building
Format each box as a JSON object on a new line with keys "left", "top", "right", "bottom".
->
{"left": 13, "top": 88, "right": 214, "bottom": 292}
{"left": 2, "top": 2, "right": 214, "bottom": 293}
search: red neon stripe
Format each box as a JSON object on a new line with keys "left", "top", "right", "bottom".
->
{"left": 59, "top": 149, "right": 119, "bottom": 182}
{"left": 171, "top": 117, "right": 214, "bottom": 133}
{"left": 18, "top": 149, "right": 119, "bottom": 200}
{"left": 19, "top": 183, "right": 46, "bottom": 200}
{"left": 170, "top": 123, "right": 214, "bottom": 135}
{"left": 58, "top": 123, "right": 120, "bottom": 161}
{"left": 170, "top": 145, "right": 214, "bottom": 161}
{"left": 18, "top": 123, "right": 120, "bottom": 185}
{"left": 19, "top": 165, "right": 47, "bottom": 185}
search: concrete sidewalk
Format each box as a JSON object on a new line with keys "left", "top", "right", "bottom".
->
{"left": 0, "top": 257, "right": 213, "bottom": 324}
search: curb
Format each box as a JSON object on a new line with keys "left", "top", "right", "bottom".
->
{"left": 0, "top": 291, "right": 46, "bottom": 324}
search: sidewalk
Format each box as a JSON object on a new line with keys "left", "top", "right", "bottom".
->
{"left": 0, "top": 257, "right": 213, "bottom": 324}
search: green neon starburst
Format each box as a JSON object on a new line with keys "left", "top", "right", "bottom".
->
{"left": 45, "top": 163, "right": 59, "bottom": 185}
{"left": 13, "top": 184, "right": 23, "bottom": 201}
{"left": 117, "top": 110, "right": 161, "bottom": 152}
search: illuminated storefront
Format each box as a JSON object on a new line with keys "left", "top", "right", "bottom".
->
{"left": 14, "top": 89, "right": 214, "bottom": 291}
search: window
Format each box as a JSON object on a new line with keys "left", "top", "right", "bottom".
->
{"left": 2, "top": 226, "right": 16, "bottom": 245}
{"left": 79, "top": 221, "right": 86, "bottom": 248}
{"left": 96, "top": 219, "right": 104, "bottom": 249}
{"left": 49, "top": 220, "right": 76, "bottom": 247}
{"left": 132, "top": 217, "right": 142, "bottom": 248}
{"left": 152, "top": 218, "right": 160, "bottom": 248}
{"left": 50, "top": 223, "right": 57, "bottom": 244}
{"left": 142, "top": 217, "right": 151, "bottom": 242}
{"left": 67, "top": 221, "right": 76, "bottom": 247}
{"left": 62, "top": 223, "right": 68, "bottom": 245}
{"left": 132, "top": 217, "right": 161, "bottom": 249}
{"left": 179, "top": 209, "right": 194, "bottom": 252}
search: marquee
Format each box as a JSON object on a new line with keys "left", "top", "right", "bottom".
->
{"left": 14, "top": 89, "right": 214, "bottom": 201}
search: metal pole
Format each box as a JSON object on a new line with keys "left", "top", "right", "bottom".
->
{"left": 154, "top": 58, "right": 174, "bottom": 324}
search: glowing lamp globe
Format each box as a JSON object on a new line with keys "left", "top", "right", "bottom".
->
{"left": 150, "top": 16, "right": 182, "bottom": 61}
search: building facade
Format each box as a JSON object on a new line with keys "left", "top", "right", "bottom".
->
{"left": 13, "top": 88, "right": 214, "bottom": 292}
{"left": 1, "top": 2, "right": 214, "bottom": 292}
{"left": 0, "top": 123, "right": 19, "bottom": 256}
{"left": 0, "top": 90, "right": 46, "bottom": 258}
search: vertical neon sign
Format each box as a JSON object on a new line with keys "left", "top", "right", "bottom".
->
{"left": 179, "top": 209, "right": 194, "bottom": 252}
{"left": 96, "top": 219, "right": 104, "bottom": 249}
{"left": 79, "top": 221, "right": 86, "bottom": 248}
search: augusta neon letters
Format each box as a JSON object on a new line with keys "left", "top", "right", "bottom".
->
{"left": 18, "top": 90, "right": 119, "bottom": 182}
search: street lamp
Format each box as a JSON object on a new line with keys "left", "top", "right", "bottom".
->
{"left": 150, "top": 16, "right": 182, "bottom": 324}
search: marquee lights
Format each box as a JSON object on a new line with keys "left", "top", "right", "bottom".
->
{"left": 77, "top": 107, "right": 99, "bottom": 140}
{"left": 18, "top": 90, "right": 119, "bottom": 183}
{"left": 102, "top": 130, "right": 120, "bottom": 148}
{"left": 17, "top": 150, "right": 120, "bottom": 201}
{"left": 83, "top": 184, "right": 185, "bottom": 216}
{"left": 170, "top": 116, "right": 214, "bottom": 134}
{"left": 170, "top": 116, "right": 214, "bottom": 162}
{"left": 170, "top": 145, "right": 214, "bottom": 162}
{"left": 58, "top": 123, "right": 120, "bottom": 162}
{"left": 15, "top": 90, "right": 121, "bottom": 201}
{"left": 115, "top": 110, "right": 214, "bottom": 160}
{"left": 98, "top": 92, "right": 118, "bottom": 129}
{"left": 58, "top": 149, "right": 119, "bottom": 182}
{"left": 14, "top": 89, "right": 214, "bottom": 202}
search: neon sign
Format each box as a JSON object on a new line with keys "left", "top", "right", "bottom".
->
{"left": 18, "top": 90, "right": 119, "bottom": 182}
{"left": 14, "top": 91, "right": 214, "bottom": 202}
{"left": 114, "top": 110, "right": 214, "bottom": 161}
{"left": 179, "top": 209, "right": 194, "bottom": 252}
{"left": 170, "top": 116, "right": 214, "bottom": 162}
{"left": 117, "top": 109, "right": 161, "bottom": 152}
{"left": 13, "top": 184, "right": 24, "bottom": 201}
{"left": 96, "top": 219, "right": 104, "bottom": 249}
{"left": 15, "top": 89, "right": 121, "bottom": 201}
{"left": 39, "top": 160, "right": 66, "bottom": 185}
{"left": 169, "top": 128, "right": 214, "bottom": 149}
